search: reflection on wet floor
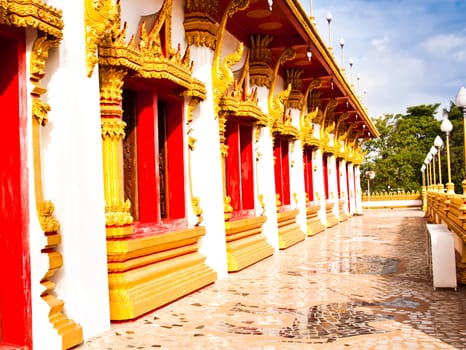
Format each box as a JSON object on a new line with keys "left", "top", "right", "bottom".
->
{"left": 79, "top": 210, "right": 466, "bottom": 350}
{"left": 220, "top": 301, "right": 391, "bottom": 342}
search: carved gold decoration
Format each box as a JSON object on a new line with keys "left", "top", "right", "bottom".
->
{"left": 30, "top": 32, "right": 83, "bottom": 349}
{"left": 84, "top": 0, "right": 119, "bottom": 77}
{"left": 184, "top": 0, "right": 218, "bottom": 49}
{"left": 212, "top": 0, "right": 249, "bottom": 119}
{"left": 187, "top": 97, "right": 203, "bottom": 225}
{"left": 224, "top": 195, "right": 233, "bottom": 221}
{"left": 99, "top": 67, "right": 134, "bottom": 237}
{"left": 320, "top": 98, "right": 338, "bottom": 152}
{"left": 249, "top": 34, "right": 273, "bottom": 88}
{"left": 285, "top": 69, "right": 304, "bottom": 110}
{"left": 276, "top": 193, "right": 282, "bottom": 211}
{"left": 268, "top": 47, "right": 297, "bottom": 137}
{"left": 334, "top": 112, "right": 349, "bottom": 157}
{"left": 0, "top": 0, "right": 63, "bottom": 38}
{"left": 300, "top": 79, "right": 321, "bottom": 147}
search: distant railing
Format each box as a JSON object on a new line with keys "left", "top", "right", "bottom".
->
{"left": 425, "top": 189, "right": 466, "bottom": 284}
{"left": 362, "top": 190, "right": 421, "bottom": 201}
{"left": 362, "top": 191, "right": 422, "bottom": 209}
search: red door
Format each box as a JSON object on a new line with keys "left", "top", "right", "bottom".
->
{"left": 0, "top": 24, "right": 31, "bottom": 348}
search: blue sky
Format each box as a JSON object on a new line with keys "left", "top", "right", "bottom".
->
{"left": 299, "top": 0, "right": 466, "bottom": 119}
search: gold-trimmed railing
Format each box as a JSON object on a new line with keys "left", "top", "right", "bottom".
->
{"left": 425, "top": 189, "right": 466, "bottom": 284}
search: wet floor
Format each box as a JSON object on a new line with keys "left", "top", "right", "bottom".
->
{"left": 77, "top": 209, "right": 466, "bottom": 349}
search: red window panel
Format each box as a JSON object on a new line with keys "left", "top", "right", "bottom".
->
{"left": 336, "top": 159, "right": 341, "bottom": 199}
{"left": 322, "top": 153, "right": 329, "bottom": 200}
{"left": 123, "top": 87, "right": 185, "bottom": 226}
{"left": 225, "top": 121, "right": 254, "bottom": 212}
{"left": 0, "top": 25, "right": 31, "bottom": 348}
{"left": 303, "top": 147, "right": 314, "bottom": 202}
{"left": 274, "top": 137, "right": 290, "bottom": 206}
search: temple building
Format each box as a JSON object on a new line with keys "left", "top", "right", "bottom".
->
{"left": 0, "top": 0, "right": 377, "bottom": 348}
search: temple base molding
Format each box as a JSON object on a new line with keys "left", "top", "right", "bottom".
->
{"left": 326, "top": 202, "right": 339, "bottom": 228}
{"left": 306, "top": 205, "right": 326, "bottom": 236}
{"left": 107, "top": 226, "right": 216, "bottom": 320}
{"left": 277, "top": 209, "right": 306, "bottom": 249}
{"left": 226, "top": 216, "right": 274, "bottom": 272}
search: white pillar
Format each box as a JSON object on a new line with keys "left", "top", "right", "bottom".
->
{"left": 189, "top": 46, "right": 228, "bottom": 278}
{"left": 339, "top": 158, "right": 349, "bottom": 217}
{"left": 347, "top": 162, "right": 357, "bottom": 215}
{"left": 354, "top": 165, "right": 363, "bottom": 214}
{"left": 289, "top": 108, "right": 307, "bottom": 232}
{"left": 254, "top": 86, "right": 279, "bottom": 251}
{"left": 327, "top": 153, "right": 339, "bottom": 218}
{"left": 313, "top": 146, "right": 327, "bottom": 224}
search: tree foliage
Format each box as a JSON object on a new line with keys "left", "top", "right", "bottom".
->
{"left": 360, "top": 103, "right": 464, "bottom": 194}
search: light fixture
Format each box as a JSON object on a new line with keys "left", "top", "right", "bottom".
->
{"left": 268, "top": 0, "right": 273, "bottom": 11}
{"left": 326, "top": 12, "right": 333, "bottom": 49}
{"left": 430, "top": 146, "right": 437, "bottom": 187}
{"left": 349, "top": 58, "right": 354, "bottom": 85}
{"left": 440, "top": 111, "right": 454, "bottom": 193}
{"left": 306, "top": 46, "right": 312, "bottom": 61}
{"left": 434, "top": 135, "right": 444, "bottom": 187}
{"left": 455, "top": 86, "right": 466, "bottom": 193}
{"left": 356, "top": 73, "right": 361, "bottom": 96}
{"left": 339, "top": 38, "right": 345, "bottom": 68}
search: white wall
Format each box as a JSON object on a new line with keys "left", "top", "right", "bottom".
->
{"left": 38, "top": 0, "right": 111, "bottom": 345}
{"left": 289, "top": 108, "right": 307, "bottom": 232}
{"left": 255, "top": 86, "right": 279, "bottom": 251}
{"left": 189, "top": 46, "right": 228, "bottom": 278}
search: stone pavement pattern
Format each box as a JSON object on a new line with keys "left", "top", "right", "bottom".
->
{"left": 78, "top": 210, "right": 466, "bottom": 349}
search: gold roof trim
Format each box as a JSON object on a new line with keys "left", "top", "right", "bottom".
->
{"left": 0, "top": 0, "right": 63, "bottom": 38}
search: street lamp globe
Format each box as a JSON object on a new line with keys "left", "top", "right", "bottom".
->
{"left": 434, "top": 135, "right": 443, "bottom": 148}
{"left": 455, "top": 86, "right": 466, "bottom": 108}
{"left": 440, "top": 117, "right": 453, "bottom": 134}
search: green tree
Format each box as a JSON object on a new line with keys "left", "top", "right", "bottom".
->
{"left": 361, "top": 104, "right": 441, "bottom": 193}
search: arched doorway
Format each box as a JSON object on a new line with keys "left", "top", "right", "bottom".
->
{"left": 0, "top": 24, "right": 31, "bottom": 348}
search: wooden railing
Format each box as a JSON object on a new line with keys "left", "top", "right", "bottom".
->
{"left": 425, "top": 188, "right": 466, "bottom": 284}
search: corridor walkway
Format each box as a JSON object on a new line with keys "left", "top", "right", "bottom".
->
{"left": 78, "top": 210, "right": 466, "bottom": 349}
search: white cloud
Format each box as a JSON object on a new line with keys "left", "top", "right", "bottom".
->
{"left": 422, "top": 33, "right": 466, "bottom": 63}
{"left": 371, "top": 36, "right": 389, "bottom": 52}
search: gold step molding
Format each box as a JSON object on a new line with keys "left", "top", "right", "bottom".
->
{"left": 107, "top": 226, "right": 216, "bottom": 320}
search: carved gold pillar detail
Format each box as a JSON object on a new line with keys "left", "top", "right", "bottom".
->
{"left": 285, "top": 68, "right": 304, "bottom": 110}
{"left": 268, "top": 47, "right": 295, "bottom": 131}
{"left": 184, "top": 0, "right": 218, "bottom": 50}
{"left": 31, "top": 33, "right": 83, "bottom": 350}
{"left": 299, "top": 79, "right": 321, "bottom": 145}
{"left": 84, "top": 0, "right": 119, "bottom": 77}
{"left": 99, "top": 66, "right": 133, "bottom": 238}
{"left": 249, "top": 34, "right": 273, "bottom": 88}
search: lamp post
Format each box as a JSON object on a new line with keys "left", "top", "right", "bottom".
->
{"left": 349, "top": 58, "right": 354, "bottom": 86}
{"left": 357, "top": 73, "right": 361, "bottom": 97}
{"left": 455, "top": 86, "right": 466, "bottom": 193}
{"left": 365, "top": 170, "right": 375, "bottom": 210}
{"left": 421, "top": 164, "right": 427, "bottom": 211}
{"left": 434, "top": 135, "right": 444, "bottom": 191}
{"left": 326, "top": 12, "right": 333, "bottom": 50}
{"left": 427, "top": 153, "right": 433, "bottom": 190}
{"left": 424, "top": 158, "right": 431, "bottom": 189}
{"left": 441, "top": 112, "right": 454, "bottom": 194}
{"left": 430, "top": 145, "right": 438, "bottom": 191}
{"left": 339, "top": 38, "right": 345, "bottom": 70}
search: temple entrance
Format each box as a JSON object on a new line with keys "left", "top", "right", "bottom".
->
{"left": 0, "top": 24, "right": 31, "bottom": 348}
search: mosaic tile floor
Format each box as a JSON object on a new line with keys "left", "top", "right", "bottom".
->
{"left": 77, "top": 209, "right": 466, "bottom": 349}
